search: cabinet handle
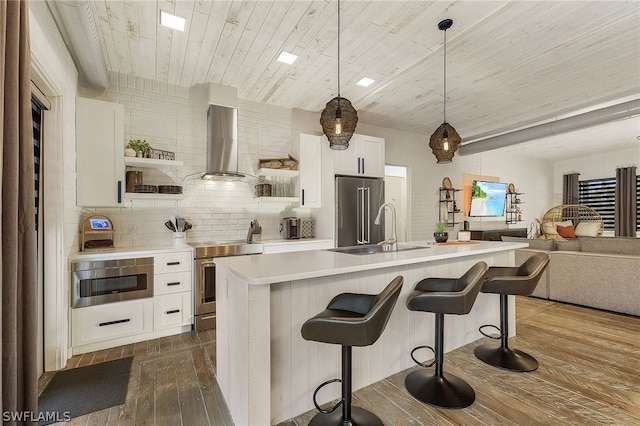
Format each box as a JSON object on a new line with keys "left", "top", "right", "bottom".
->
{"left": 99, "top": 318, "right": 130, "bottom": 327}
{"left": 117, "top": 181, "right": 122, "bottom": 203}
{"left": 357, "top": 158, "right": 361, "bottom": 174}
{"left": 167, "top": 281, "right": 181, "bottom": 286}
{"left": 201, "top": 314, "right": 216, "bottom": 320}
{"left": 167, "top": 261, "right": 180, "bottom": 266}
{"left": 301, "top": 189, "right": 305, "bottom": 205}
{"left": 166, "top": 309, "right": 180, "bottom": 315}
{"left": 361, "top": 157, "right": 365, "bottom": 174}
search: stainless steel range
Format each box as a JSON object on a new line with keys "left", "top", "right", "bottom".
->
{"left": 190, "top": 240, "right": 263, "bottom": 331}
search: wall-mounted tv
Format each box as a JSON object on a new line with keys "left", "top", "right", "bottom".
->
{"left": 469, "top": 180, "right": 508, "bottom": 217}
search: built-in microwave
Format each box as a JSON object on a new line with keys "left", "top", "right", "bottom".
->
{"left": 71, "top": 257, "right": 154, "bottom": 308}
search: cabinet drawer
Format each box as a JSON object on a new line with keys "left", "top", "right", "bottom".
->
{"left": 155, "top": 252, "right": 192, "bottom": 274}
{"left": 72, "top": 299, "right": 153, "bottom": 346}
{"left": 154, "top": 292, "right": 192, "bottom": 330}
{"left": 154, "top": 271, "right": 192, "bottom": 295}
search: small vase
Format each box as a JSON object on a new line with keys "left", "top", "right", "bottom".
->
{"left": 124, "top": 147, "right": 136, "bottom": 157}
{"left": 434, "top": 232, "right": 449, "bottom": 243}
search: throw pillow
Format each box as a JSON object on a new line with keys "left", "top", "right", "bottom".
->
{"left": 557, "top": 225, "right": 577, "bottom": 239}
{"left": 575, "top": 221, "right": 601, "bottom": 237}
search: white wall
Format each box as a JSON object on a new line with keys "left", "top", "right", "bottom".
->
{"left": 554, "top": 146, "right": 640, "bottom": 195}
{"left": 30, "top": 1, "right": 80, "bottom": 371}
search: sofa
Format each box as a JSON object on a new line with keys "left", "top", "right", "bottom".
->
{"left": 501, "top": 236, "right": 640, "bottom": 316}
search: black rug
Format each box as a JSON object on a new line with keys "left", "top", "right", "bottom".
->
{"left": 38, "top": 357, "right": 133, "bottom": 425}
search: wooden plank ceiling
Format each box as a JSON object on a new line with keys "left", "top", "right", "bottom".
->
{"left": 87, "top": 0, "right": 639, "bottom": 146}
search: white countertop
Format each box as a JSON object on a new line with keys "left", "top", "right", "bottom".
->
{"left": 68, "top": 244, "right": 193, "bottom": 261}
{"left": 215, "top": 240, "right": 529, "bottom": 285}
{"left": 260, "top": 238, "right": 332, "bottom": 246}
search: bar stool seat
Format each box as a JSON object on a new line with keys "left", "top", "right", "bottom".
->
{"left": 474, "top": 252, "right": 550, "bottom": 372}
{"left": 301, "top": 276, "right": 403, "bottom": 425}
{"left": 405, "top": 261, "right": 488, "bottom": 409}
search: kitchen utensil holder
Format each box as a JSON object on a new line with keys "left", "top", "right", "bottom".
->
{"left": 173, "top": 232, "right": 187, "bottom": 247}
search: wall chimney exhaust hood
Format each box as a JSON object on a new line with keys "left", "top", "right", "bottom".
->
{"left": 203, "top": 104, "right": 246, "bottom": 180}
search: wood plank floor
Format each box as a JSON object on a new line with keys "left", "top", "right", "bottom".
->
{"left": 40, "top": 297, "right": 640, "bottom": 425}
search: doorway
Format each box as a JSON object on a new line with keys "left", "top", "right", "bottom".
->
{"left": 384, "top": 165, "right": 408, "bottom": 242}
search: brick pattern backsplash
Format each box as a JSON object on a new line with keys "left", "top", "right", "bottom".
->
{"left": 80, "top": 72, "right": 304, "bottom": 247}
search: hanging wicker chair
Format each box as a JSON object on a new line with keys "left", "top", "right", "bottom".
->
{"left": 540, "top": 204, "right": 604, "bottom": 239}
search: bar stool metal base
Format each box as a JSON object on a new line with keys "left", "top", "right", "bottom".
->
{"left": 474, "top": 345, "right": 538, "bottom": 372}
{"left": 405, "top": 369, "right": 475, "bottom": 409}
{"left": 308, "top": 406, "right": 384, "bottom": 426}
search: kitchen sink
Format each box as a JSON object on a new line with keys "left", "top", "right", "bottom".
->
{"left": 328, "top": 244, "right": 429, "bottom": 255}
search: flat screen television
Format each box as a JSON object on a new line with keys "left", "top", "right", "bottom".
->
{"left": 469, "top": 180, "right": 508, "bottom": 217}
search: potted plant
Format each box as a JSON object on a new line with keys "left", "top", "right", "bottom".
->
{"left": 126, "top": 139, "right": 150, "bottom": 158}
{"left": 434, "top": 222, "right": 449, "bottom": 243}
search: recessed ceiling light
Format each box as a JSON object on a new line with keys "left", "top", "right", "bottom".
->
{"left": 276, "top": 51, "right": 298, "bottom": 64}
{"left": 160, "top": 10, "right": 185, "bottom": 32}
{"left": 357, "top": 77, "right": 375, "bottom": 87}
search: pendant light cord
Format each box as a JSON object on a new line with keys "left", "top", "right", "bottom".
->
{"left": 443, "top": 27, "right": 447, "bottom": 123}
{"left": 337, "top": 0, "right": 341, "bottom": 98}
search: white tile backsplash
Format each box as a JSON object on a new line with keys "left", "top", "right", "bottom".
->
{"left": 79, "top": 72, "right": 303, "bottom": 247}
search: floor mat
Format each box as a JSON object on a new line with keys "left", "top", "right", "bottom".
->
{"left": 38, "top": 357, "right": 133, "bottom": 425}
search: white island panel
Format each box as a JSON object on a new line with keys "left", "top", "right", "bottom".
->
{"left": 215, "top": 241, "right": 526, "bottom": 425}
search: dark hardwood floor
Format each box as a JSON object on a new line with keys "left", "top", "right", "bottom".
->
{"left": 40, "top": 297, "right": 640, "bottom": 425}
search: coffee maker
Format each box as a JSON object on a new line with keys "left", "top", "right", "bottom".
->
{"left": 279, "top": 217, "right": 301, "bottom": 239}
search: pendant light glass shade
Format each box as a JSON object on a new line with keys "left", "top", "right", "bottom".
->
{"left": 320, "top": 0, "right": 357, "bottom": 150}
{"left": 320, "top": 96, "right": 358, "bottom": 150}
{"left": 430, "top": 18, "right": 460, "bottom": 163}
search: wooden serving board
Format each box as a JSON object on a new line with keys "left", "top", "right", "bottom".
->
{"left": 436, "top": 241, "right": 480, "bottom": 245}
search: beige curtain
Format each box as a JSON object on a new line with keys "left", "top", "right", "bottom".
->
{"left": 1, "top": 0, "right": 38, "bottom": 422}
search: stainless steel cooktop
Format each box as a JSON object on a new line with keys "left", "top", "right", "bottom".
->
{"left": 189, "top": 240, "right": 263, "bottom": 258}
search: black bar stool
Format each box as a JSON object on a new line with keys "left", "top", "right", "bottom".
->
{"left": 405, "top": 261, "right": 488, "bottom": 409}
{"left": 474, "top": 252, "right": 550, "bottom": 372}
{"left": 301, "top": 276, "right": 403, "bottom": 426}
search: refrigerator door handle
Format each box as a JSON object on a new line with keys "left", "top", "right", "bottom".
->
{"left": 357, "top": 187, "right": 364, "bottom": 244}
{"left": 364, "top": 187, "right": 370, "bottom": 244}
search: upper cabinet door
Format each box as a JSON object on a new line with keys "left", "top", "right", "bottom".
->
{"left": 333, "top": 134, "right": 385, "bottom": 178}
{"left": 76, "top": 98, "right": 125, "bottom": 207}
{"left": 358, "top": 135, "right": 385, "bottom": 178}
{"left": 299, "top": 134, "right": 322, "bottom": 208}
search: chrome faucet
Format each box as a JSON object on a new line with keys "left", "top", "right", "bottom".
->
{"left": 374, "top": 203, "right": 397, "bottom": 251}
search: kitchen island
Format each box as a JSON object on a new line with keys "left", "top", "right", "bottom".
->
{"left": 214, "top": 240, "right": 528, "bottom": 425}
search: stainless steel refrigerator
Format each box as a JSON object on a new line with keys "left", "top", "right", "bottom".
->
{"left": 335, "top": 176, "right": 385, "bottom": 247}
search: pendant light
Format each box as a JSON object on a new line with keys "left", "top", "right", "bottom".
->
{"left": 320, "top": 0, "right": 358, "bottom": 150}
{"left": 429, "top": 19, "right": 461, "bottom": 164}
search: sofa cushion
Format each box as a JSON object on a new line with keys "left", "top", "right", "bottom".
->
{"left": 557, "top": 225, "right": 577, "bottom": 239}
{"left": 555, "top": 239, "right": 582, "bottom": 251}
{"left": 501, "top": 236, "right": 555, "bottom": 251}
{"left": 579, "top": 236, "right": 640, "bottom": 255}
{"left": 574, "top": 221, "right": 601, "bottom": 237}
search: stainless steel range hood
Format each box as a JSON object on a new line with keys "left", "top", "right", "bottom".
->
{"left": 203, "top": 104, "right": 245, "bottom": 179}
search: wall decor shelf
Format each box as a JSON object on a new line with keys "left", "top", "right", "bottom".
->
{"left": 256, "top": 168, "right": 299, "bottom": 178}
{"left": 439, "top": 187, "right": 462, "bottom": 227}
{"left": 505, "top": 192, "right": 524, "bottom": 224}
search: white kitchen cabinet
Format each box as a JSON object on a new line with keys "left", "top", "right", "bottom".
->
{"left": 70, "top": 248, "right": 194, "bottom": 355}
{"left": 76, "top": 97, "right": 125, "bottom": 207}
{"left": 333, "top": 134, "right": 385, "bottom": 177}
{"left": 72, "top": 298, "right": 153, "bottom": 347}
{"left": 153, "top": 250, "right": 193, "bottom": 330}
{"left": 154, "top": 270, "right": 192, "bottom": 295}
{"left": 154, "top": 292, "right": 192, "bottom": 329}
{"left": 154, "top": 251, "right": 192, "bottom": 274}
{"left": 299, "top": 134, "right": 322, "bottom": 208}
